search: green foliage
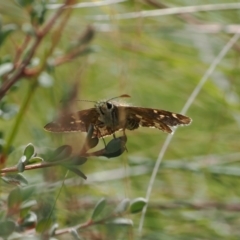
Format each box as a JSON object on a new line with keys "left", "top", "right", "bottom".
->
{"left": 130, "top": 197, "right": 147, "bottom": 214}
{"left": 1, "top": 0, "right": 240, "bottom": 239}
{"left": 0, "top": 24, "right": 17, "bottom": 47}
{"left": 1, "top": 173, "right": 28, "bottom": 186}
{"left": 91, "top": 198, "right": 106, "bottom": 221}
{"left": 0, "top": 220, "right": 16, "bottom": 238}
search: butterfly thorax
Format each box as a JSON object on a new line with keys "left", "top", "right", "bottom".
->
{"left": 95, "top": 101, "right": 139, "bottom": 133}
{"left": 95, "top": 101, "right": 122, "bottom": 128}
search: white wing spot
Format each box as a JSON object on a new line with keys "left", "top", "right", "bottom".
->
{"left": 153, "top": 110, "right": 158, "bottom": 113}
{"left": 159, "top": 114, "right": 165, "bottom": 119}
{"left": 136, "top": 114, "right": 142, "bottom": 118}
{"left": 70, "top": 121, "right": 75, "bottom": 124}
{"left": 172, "top": 113, "right": 178, "bottom": 118}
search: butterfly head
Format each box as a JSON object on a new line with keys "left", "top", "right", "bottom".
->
{"left": 95, "top": 101, "right": 114, "bottom": 115}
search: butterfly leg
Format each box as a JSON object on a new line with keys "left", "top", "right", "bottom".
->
{"left": 96, "top": 126, "right": 107, "bottom": 147}
{"left": 123, "top": 128, "right": 126, "bottom": 137}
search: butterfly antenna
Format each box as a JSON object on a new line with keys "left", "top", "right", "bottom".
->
{"left": 76, "top": 99, "right": 97, "bottom": 103}
{"left": 107, "top": 94, "right": 131, "bottom": 102}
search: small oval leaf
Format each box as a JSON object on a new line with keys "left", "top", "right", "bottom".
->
{"left": 87, "top": 137, "right": 99, "bottom": 149}
{"left": 70, "top": 228, "right": 82, "bottom": 240}
{"left": 48, "top": 145, "right": 72, "bottom": 161}
{"left": 19, "top": 211, "right": 37, "bottom": 228}
{"left": 28, "top": 156, "right": 44, "bottom": 164}
{"left": 103, "top": 136, "right": 127, "bottom": 158}
{"left": 91, "top": 198, "right": 106, "bottom": 221}
{"left": 86, "top": 124, "right": 94, "bottom": 140}
{"left": 8, "top": 187, "right": 22, "bottom": 209}
{"left": 15, "top": 0, "right": 35, "bottom": 7}
{"left": 0, "top": 63, "right": 13, "bottom": 77}
{"left": 1, "top": 173, "right": 28, "bottom": 186}
{"left": 49, "top": 223, "right": 59, "bottom": 237}
{"left": 21, "top": 200, "right": 37, "bottom": 210}
{"left": 130, "top": 198, "right": 147, "bottom": 214}
{"left": 38, "top": 72, "right": 54, "bottom": 88}
{"left": 36, "top": 218, "right": 53, "bottom": 233}
{"left": 0, "top": 220, "right": 16, "bottom": 238}
{"left": 107, "top": 218, "right": 133, "bottom": 226}
{"left": 0, "top": 24, "right": 17, "bottom": 47}
{"left": 17, "top": 158, "right": 26, "bottom": 172}
{"left": 115, "top": 198, "right": 130, "bottom": 213}
{"left": 69, "top": 156, "right": 87, "bottom": 166}
{"left": 67, "top": 166, "right": 87, "bottom": 180}
{"left": 23, "top": 143, "right": 35, "bottom": 160}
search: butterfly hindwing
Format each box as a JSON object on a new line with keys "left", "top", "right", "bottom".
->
{"left": 121, "top": 106, "right": 191, "bottom": 133}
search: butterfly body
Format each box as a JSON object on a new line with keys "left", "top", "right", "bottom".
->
{"left": 44, "top": 96, "right": 192, "bottom": 138}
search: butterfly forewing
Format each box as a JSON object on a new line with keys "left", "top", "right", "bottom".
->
{"left": 44, "top": 108, "right": 99, "bottom": 133}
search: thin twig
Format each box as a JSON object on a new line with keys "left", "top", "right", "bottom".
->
{"left": 46, "top": 0, "right": 126, "bottom": 10}
{"left": 91, "top": 2, "right": 240, "bottom": 20}
{"left": 0, "top": 1, "right": 70, "bottom": 100}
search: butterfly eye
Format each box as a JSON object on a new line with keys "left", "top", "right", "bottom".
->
{"left": 106, "top": 102, "right": 113, "bottom": 109}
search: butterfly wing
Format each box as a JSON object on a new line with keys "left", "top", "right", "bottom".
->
{"left": 119, "top": 106, "right": 192, "bottom": 134}
{"left": 44, "top": 108, "right": 100, "bottom": 133}
{"left": 44, "top": 108, "right": 123, "bottom": 138}
{"left": 95, "top": 125, "right": 123, "bottom": 138}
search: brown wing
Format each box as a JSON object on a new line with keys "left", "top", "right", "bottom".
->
{"left": 119, "top": 106, "right": 192, "bottom": 134}
{"left": 94, "top": 125, "right": 123, "bottom": 138}
{"left": 44, "top": 108, "right": 99, "bottom": 133}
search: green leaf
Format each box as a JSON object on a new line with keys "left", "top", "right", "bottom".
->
{"left": 19, "top": 211, "right": 37, "bottom": 228}
{"left": 0, "top": 24, "right": 17, "bottom": 46}
{"left": 20, "top": 186, "right": 35, "bottom": 202}
{"left": 8, "top": 187, "right": 22, "bottom": 209}
{"left": 20, "top": 200, "right": 37, "bottom": 219}
{"left": 36, "top": 218, "right": 53, "bottom": 233}
{"left": 82, "top": 125, "right": 99, "bottom": 151}
{"left": 1, "top": 173, "right": 28, "bottom": 186}
{"left": 48, "top": 145, "right": 72, "bottom": 161}
{"left": 17, "top": 157, "right": 26, "bottom": 172}
{"left": 115, "top": 198, "right": 130, "bottom": 213}
{"left": 67, "top": 166, "right": 87, "bottom": 180}
{"left": 103, "top": 136, "right": 127, "bottom": 158}
{"left": 130, "top": 197, "right": 147, "bottom": 214}
{"left": 22, "top": 23, "right": 35, "bottom": 36}
{"left": 86, "top": 124, "right": 94, "bottom": 139}
{"left": 0, "top": 220, "right": 16, "bottom": 238}
{"left": 69, "top": 156, "right": 87, "bottom": 166}
{"left": 0, "top": 102, "right": 19, "bottom": 120}
{"left": 28, "top": 156, "right": 44, "bottom": 164}
{"left": 31, "top": 1, "right": 47, "bottom": 25}
{"left": 91, "top": 198, "right": 106, "bottom": 221}
{"left": 23, "top": 143, "right": 35, "bottom": 160}
{"left": 70, "top": 228, "right": 83, "bottom": 240}
{"left": 0, "top": 62, "right": 13, "bottom": 77}
{"left": 107, "top": 218, "right": 133, "bottom": 226}
{"left": 72, "top": 25, "right": 95, "bottom": 48}
{"left": 15, "top": 0, "right": 34, "bottom": 7}
{"left": 21, "top": 200, "right": 37, "bottom": 210}
{"left": 86, "top": 137, "right": 99, "bottom": 150}
{"left": 38, "top": 72, "right": 54, "bottom": 88}
{"left": 49, "top": 223, "right": 58, "bottom": 237}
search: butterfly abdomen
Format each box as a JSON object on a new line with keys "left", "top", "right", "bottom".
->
{"left": 126, "top": 118, "right": 140, "bottom": 130}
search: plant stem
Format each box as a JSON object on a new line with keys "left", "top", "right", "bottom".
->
{"left": 3, "top": 81, "right": 38, "bottom": 157}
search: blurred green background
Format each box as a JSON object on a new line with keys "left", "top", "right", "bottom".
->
{"left": 1, "top": 0, "right": 240, "bottom": 239}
